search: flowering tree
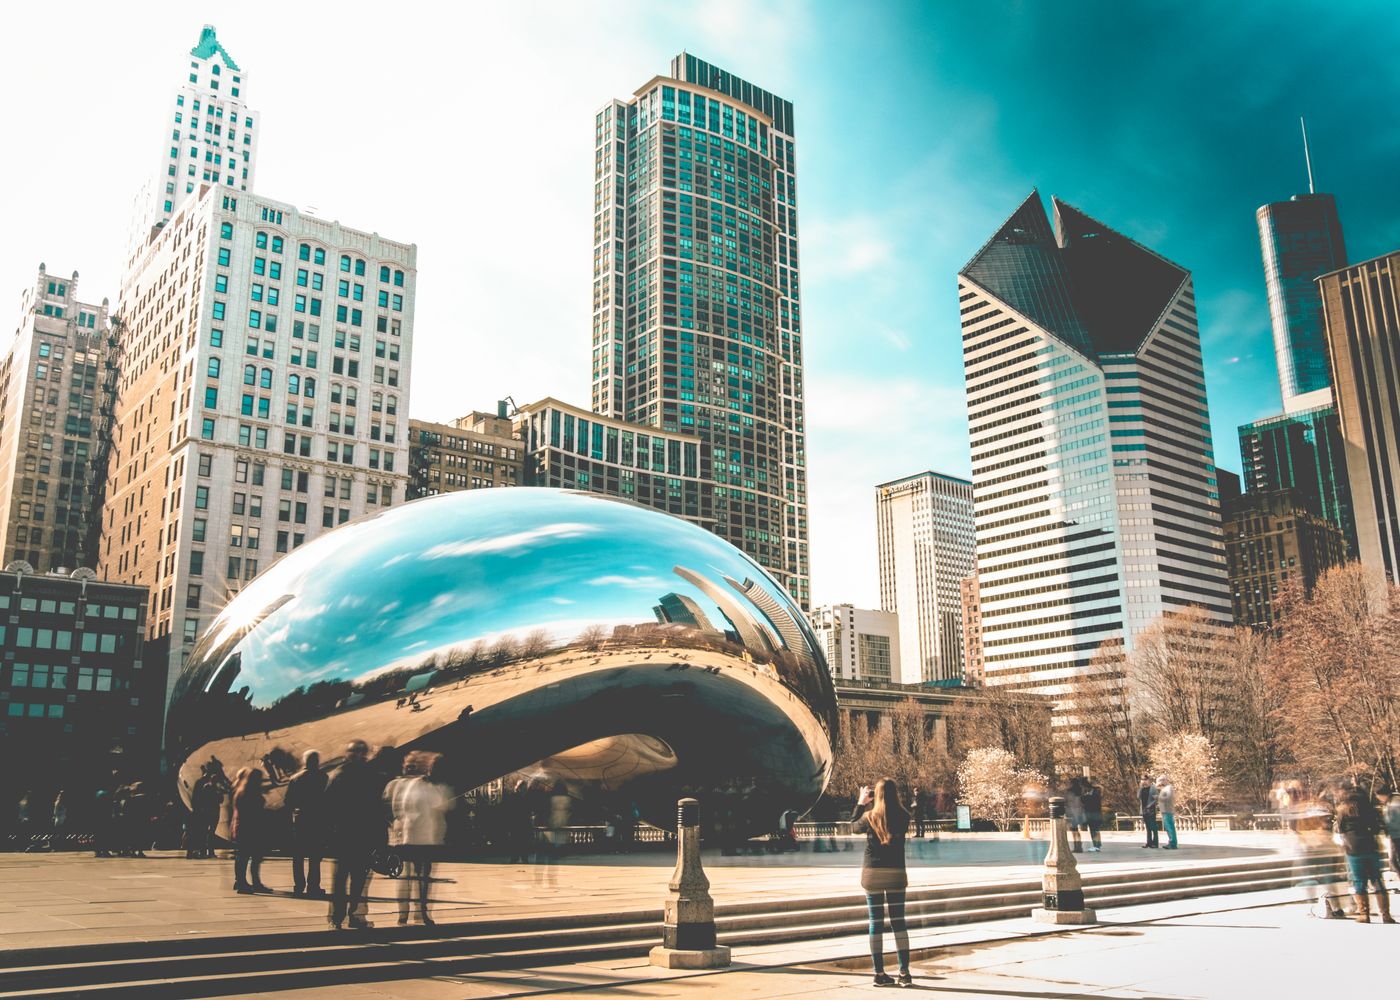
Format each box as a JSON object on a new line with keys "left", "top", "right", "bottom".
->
{"left": 956, "top": 746, "right": 1046, "bottom": 830}
{"left": 1148, "top": 733, "right": 1220, "bottom": 821}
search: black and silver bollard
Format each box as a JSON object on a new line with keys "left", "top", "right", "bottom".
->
{"left": 649, "top": 797, "right": 731, "bottom": 968}
{"left": 1032, "top": 795, "right": 1097, "bottom": 924}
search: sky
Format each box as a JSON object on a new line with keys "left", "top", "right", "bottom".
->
{"left": 1, "top": 0, "right": 1396, "bottom": 610}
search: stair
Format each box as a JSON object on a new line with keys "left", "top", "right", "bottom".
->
{"left": 0, "top": 856, "right": 1343, "bottom": 997}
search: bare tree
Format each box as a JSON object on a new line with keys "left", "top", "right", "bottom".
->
{"left": 1058, "top": 639, "right": 1148, "bottom": 815}
{"left": 1149, "top": 733, "right": 1220, "bottom": 821}
{"left": 956, "top": 746, "right": 1046, "bottom": 830}
{"left": 1266, "top": 564, "right": 1400, "bottom": 791}
{"left": 947, "top": 685, "right": 1055, "bottom": 780}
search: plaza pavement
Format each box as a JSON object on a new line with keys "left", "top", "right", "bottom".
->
{"left": 0, "top": 830, "right": 1284, "bottom": 951}
{"left": 239, "top": 886, "right": 1397, "bottom": 998}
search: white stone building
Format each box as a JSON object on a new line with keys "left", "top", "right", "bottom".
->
{"left": 99, "top": 183, "right": 415, "bottom": 707}
{"left": 875, "top": 471, "right": 975, "bottom": 685}
{"left": 127, "top": 25, "right": 260, "bottom": 269}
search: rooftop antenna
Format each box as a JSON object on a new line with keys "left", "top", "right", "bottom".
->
{"left": 1300, "top": 116, "right": 1316, "bottom": 194}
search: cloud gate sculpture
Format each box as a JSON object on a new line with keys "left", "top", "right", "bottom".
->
{"left": 166, "top": 489, "right": 837, "bottom": 838}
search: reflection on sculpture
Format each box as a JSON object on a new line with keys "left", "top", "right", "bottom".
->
{"left": 166, "top": 488, "right": 837, "bottom": 838}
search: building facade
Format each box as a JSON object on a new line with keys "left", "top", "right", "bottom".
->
{"left": 514, "top": 397, "right": 713, "bottom": 530}
{"left": 98, "top": 184, "right": 415, "bottom": 707}
{"left": 1318, "top": 251, "right": 1400, "bottom": 578}
{"left": 0, "top": 268, "right": 117, "bottom": 573}
{"left": 807, "top": 604, "right": 900, "bottom": 684}
{"left": 1238, "top": 405, "right": 1356, "bottom": 554}
{"left": 409, "top": 409, "right": 522, "bottom": 498}
{"left": 591, "top": 54, "right": 809, "bottom": 607}
{"left": 1223, "top": 488, "right": 1348, "bottom": 628}
{"left": 0, "top": 570, "right": 154, "bottom": 802}
{"left": 958, "top": 192, "right": 1231, "bottom": 702}
{"left": 875, "top": 472, "right": 975, "bottom": 685}
{"left": 959, "top": 574, "right": 984, "bottom": 687}
{"left": 128, "top": 25, "right": 260, "bottom": 264}
{"left": 1256, "top": 193, "right": 1346, "bottom": 413}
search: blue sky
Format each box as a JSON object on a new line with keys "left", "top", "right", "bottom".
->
{"left": 1, "top": 0, "right": 1395, "bottom": 609}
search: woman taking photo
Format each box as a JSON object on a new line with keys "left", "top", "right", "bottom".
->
{"left": 853, "top": 778, "right": 912, "bottom": 987}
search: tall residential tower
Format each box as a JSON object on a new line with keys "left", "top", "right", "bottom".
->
{"left": 875, "top": 471, "right": 975, "bottom": 685}
{"left": 592, "top": 54, "right": 809, "bottom": 606}
{"left": 958, "top": 192, "right": 1230, "bottom": 701}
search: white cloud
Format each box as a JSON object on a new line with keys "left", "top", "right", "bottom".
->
{"left": 420, "top": 522, "right": 598, "bottom": 560}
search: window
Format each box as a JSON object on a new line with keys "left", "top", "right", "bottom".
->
{"left": 213, "top": 302, "right": 225, "bottom": 321}
{"left": 207, "top": 357, "right": 221, "bottom": 378}
{"left": 186, "top": 585, "right": 202, "bottom": 610}
{"left": 201, "top": 418, "right": 216, "bottom": 440}
{"left": 218, "top": 247, "right": 231, "bottom": 266}
{"left": 195, "top": 486, "right": 209, "bottom": 509}
{"left": 256, "top": 231, "right": 268, "bottom": 249}
{"left": 211, "top": 328, "right": 224, "bottom": 348}
{"left": 190, "top": 550, "right": 204, "bottom": 575}
{"left": 220, "top": 222, "right": 234, "bottom": 239}
{"left": 203, "top": 387, "right": 218, "bottom": 409}
{"left": 198, "top": 453, "right": 213, "bottom": 477}
{"left": 192, "top": 518, "right": 207, "bottom": 542}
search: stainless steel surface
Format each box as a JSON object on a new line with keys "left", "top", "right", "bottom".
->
{"left": 166, "top": 488, "right": 836, "bottom": 835}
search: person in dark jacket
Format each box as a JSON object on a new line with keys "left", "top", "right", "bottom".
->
{"left": 1335, "top": 784, "right": 1394, "bottom": 924}
{"left": 188, "top": 772, "right": 223, "bottom": 859}
{"left": 852, "top": 779, "right": 912, "bottom": 988}
{"left": 286, "top": 750, "right": 327, "bottom": 896}
{"left": 1138, "top": 775, "right": 1159, "bottom": 848}
{"left": 504, "top": 779, "right": 535, "bottom": 864}
{"left": 231, "top": 768, "right": 270, "bottom": 893}
{"left": 1080, "top": 779, "right": 1103, "bottom": 852}
{"left": 324, "top": 740, "right": 382, "bottom": 929}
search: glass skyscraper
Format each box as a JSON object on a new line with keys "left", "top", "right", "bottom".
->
{"left": 592, "top": 54, "right": 808, "bottom": 607}
{"left": 1256, "top": 193, "right": 1346, "bottom": 412}
{"left": 1237, "top": 405, "right": 1357, "bottom": 555}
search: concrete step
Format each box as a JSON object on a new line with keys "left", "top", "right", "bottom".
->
{"left": 0, "top": 856, "right": 1343, "bottom": 998}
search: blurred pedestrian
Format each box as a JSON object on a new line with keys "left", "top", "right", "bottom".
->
{"left": 1156, "top": 776, "right": 1178, "bottom": 850}
{"left": 188, "top": 771, "right": 223, "bottom": 859}
{"left": 49, "top": 791, "right": 67, "bottom": 852}
{"left": 1335, "top": 783, "right": 1393, "bottom": 923}
{"left": 125, "top": 781, "right": 153, "bottom": 857}
{"left": 286, "top": 750, "right": 327, "bottom": 897}
{"left": 852, "top": 780, "right": 912, "bottom": 988}
{"left": 1138, "top": 775, "right": 1159, "bottom": 849}
{"left": 1383, "top": 787, "right": 1400, "bottom": 885}
{"left": 17, "top": 791, "right": 35, "bottom": 852}
{"left": 1081, "top": 778, "right": 1103, "bottom": 852}
{"left": 1066, "top": 778, "right": 1087, "bottom": 853}
{"left": 504, "top": 779, "right": 534, "bottom": 864}
{"left": 325, "top": 740, "right": 381, "bottom": 930}
{"left": 385, "top": 752, "right": 450, "bottom": 925}
{"left": 93, "top": 783, "right": 114, "bottom": 858}
{"left": 1293, "top": 787, "right": 1347, "bottom": 918}
{"left": 910, "top": 788, "right": 924, "bottom": 839}
{"left": 231, "top": 768, "right": 270, "bottom": 894}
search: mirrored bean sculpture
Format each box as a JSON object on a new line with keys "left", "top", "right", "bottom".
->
{"left": 166, "top": 489, "right": 837, "bottom": 840}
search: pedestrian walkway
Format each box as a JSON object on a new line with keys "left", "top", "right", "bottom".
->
{"left": 0, "top": 831, "right": 1281, "bottom": 951}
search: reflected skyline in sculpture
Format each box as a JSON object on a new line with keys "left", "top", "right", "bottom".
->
{"left": 166, "top": 489, "right": 837, "bottom": 837}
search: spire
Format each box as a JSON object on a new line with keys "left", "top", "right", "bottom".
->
{"left": 1300, "top": 116, "right": 1315, "bottom": 194}
{"left": 191, "top": 24, "right": 241, "bottom": 71}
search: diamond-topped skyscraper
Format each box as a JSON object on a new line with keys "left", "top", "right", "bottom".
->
{"left": 958, "top": 192, "right": 1230, "bottom": 701}
{"left": 592, "top": 54, "right": 809, "bottom": 608}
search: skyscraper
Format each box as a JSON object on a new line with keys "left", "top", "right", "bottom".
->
{"left": 592, "top": 54, "right": 808, "bottom": 607}
{"left": 1257, "top": 187, "right": 1346, "bottom": 414}
{"left": 1223, "top": 488, "right": 1347, "bottom": 628}
{"left": 128, "top": 26, "right": 260, "bottom": 263}
{"left": 1237, "top": 405, "right": 1356, "bottom": 554}
{"left": 0, "top": 266, "right": 117, "bottom": 572}
{"left": 958, "top": 192, "right": 1230, "bottom": 699}
{"left": 99, "top": 29, "right": 415, "bottom": 710}
{"left": 1318, "top": 251, "right": 1400, "bottom": 578}
{"left": 875, "top": 471, "right": 975, "bottom": 685}
{"left": 806, "top": 604, "right": 900, "bottom": 684}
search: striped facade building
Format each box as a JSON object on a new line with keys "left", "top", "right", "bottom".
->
{"left": 958, "top": 192, "right": 1230, "bottom": 703}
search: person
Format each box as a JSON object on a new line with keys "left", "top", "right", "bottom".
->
{"left": 49, "top": 791, "right": 67, "bottom": 852}
{"left": 1065, "top": 779, "right": 1087, "bottom": 853}
{"left": 1335, "top": 783, "right": 1393, "bottom": 923}
{"left": 385, "top": 752, "right": 451, "bottom": 925}
{"left": 1383, "top": 787, "right": 1400, "bottom": 885}
{"left": 1138, "top": 775, "right": 1159, "bottom": 849}
{"left": 324, "top": 740, "right": 382, "bottom": 929}
{"left": 188, "top": 771, "right": 223, "bottom": 859}
{"left": 93, "top": 784, "right": 114, "bottom": 858}
{"left": 1081, "top": 778, "right": 1103, "bottom": 852}
{"left": 1156, "top": 776, "right": 1178, "bottom": 850}
{"left": 286, "top": 750, "right": 327, "bottom": 896}
{"left": 231, "top": 768, "right": 270, "bottom": 893}
{"left": 1293, "top": 788, "right": 1347, "bottom": 919}
{"left": 909, "top": 788, "right": 924, "bottom": 839}
{"left": 504, "top": 779, "right": 535, "bottom": 864}
{"left": 852, "top": 780, "right": 912, "bottom": 988}
{"left": 125, "top": 781, "right": 153, "bottom": 857}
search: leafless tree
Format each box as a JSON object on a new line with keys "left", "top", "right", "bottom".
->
{"left": 1149, "top": 733, "right": 1220, "bottom": 821}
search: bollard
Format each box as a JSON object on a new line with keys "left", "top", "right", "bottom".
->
{"left": 1031, "top": 795, "right": 1097, "bottom": 925}
{"left": 649, "top": 798, "right": 731, "bottom": 968}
